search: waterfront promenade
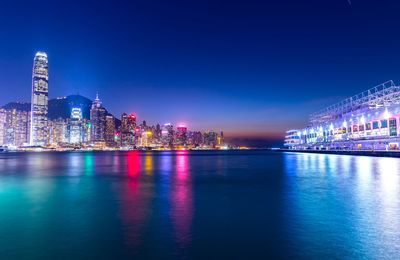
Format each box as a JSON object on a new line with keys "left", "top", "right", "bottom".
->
{"left": 281, "top": 148, "right": 400, "bottom": 158}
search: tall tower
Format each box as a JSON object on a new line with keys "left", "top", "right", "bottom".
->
{"left": 120, "top": 113, "right": 136, "bottom": 147}
{"left": 30, "top": 51, "right": 49, "bottom": 146}
{"left": 105, "top": 115, "right": 116, "bottom": 147}
{"left": 69, "top": 108, "right": 83, "bottom": 144}
{"left": 90, "top": 93, "right": 107, "bottom": 143}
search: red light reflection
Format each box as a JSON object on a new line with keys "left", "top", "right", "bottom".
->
{"left": 126, "top": 151, "right": 140, "bottom": 177}
{"left": 172, "top": 150, "right": 193, "bottom": 247}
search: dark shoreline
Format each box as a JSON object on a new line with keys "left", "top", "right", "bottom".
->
{"left": 279, "top": 149, "right": 400, "bottom": 158}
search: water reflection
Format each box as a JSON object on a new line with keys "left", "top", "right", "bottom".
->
{"left": 119, "top": 152, "right": 148, "bottom": 250}
{"left": 284, "top": 153, "right": 400, "bottom": 258}
{"left": 144, "top": 153, "right": 153, "bottom": 175}
{"left": 172, "top": 150, "right": 193, "bottom": 248}
{"left": 375, "top": 157, "right": 400, "bottom": 256}
{"left": 116, "top": 151, "right": 193, "bottom": 252}
{"left": 160, "top": 152, "right": 172, "bottom": 174}
{"left": 126, "top": 151, "right": 140, "bottom": 177}
{"left": 3, "top": 151, "right": 400, "bottom": 258}
{"left": 84, "top": 152, "right": 94, "bottom": 176}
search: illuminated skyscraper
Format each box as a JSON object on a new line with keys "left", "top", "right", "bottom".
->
{"left": 0, "top": 108, "right": 29, "bottom": 147}
{"left": 49, "top": 119, "right": 68, "bottom": 146}
{"left": 30, "top": 51, "right": 49, "bottom": 146}
{"left": 69, "top": 108, "right": 83, "bottom": 144}
{"left": 120, "top": 113, "right": 136, "bottom": 147}
{"left": 203, "top": 131, "right": 218, "bottom": 148}
{"left": 0, "top": 109, "right": 5, "bottom": 145}
{"left": 161, "top": 123, "right": 174, "bottom": 148}
{"left": 105, "top": 115, "right": 116, "bottom": 147}
{"left": 90, "top": 93, "right": 107, "bottom": 143}
{"left": 176, "top": 124, "right": 188, "bottom": 146}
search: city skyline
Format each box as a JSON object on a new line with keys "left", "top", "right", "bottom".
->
{"left": 0, "top": 51, "right": 226, "bottom": 150}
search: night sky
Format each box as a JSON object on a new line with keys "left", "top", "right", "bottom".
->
{"left": 1, "top": 0, "right": 400, "bottom": 146}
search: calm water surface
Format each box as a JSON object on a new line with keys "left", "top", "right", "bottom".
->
{"left": 0, "top": 150, "right": 399, "bottom": 259}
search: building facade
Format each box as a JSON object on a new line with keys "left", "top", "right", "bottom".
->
{"left": 285, "top": 81, "right": 400, "bottom": 150}
{"left": 90, "top": 94, "right": 107, "bottom": 144}
{"left": 30, "top": 51, "right": 49, "bottom": 146}
{"left": 69, "top": 108, "right": 83, "bottom": 144}
{"left": 161, "top": 123, "right": 174, "bottom": 148}
{"left": 49, "top": 118, "right": 68, "bottom": 146}
{"left": 105, "top": 115, "right": 116, "bottom": 147}
{"left": 0, "top": 108, "right": 29, "bottom": 147}
{"left": 120, "top": 113, "right": 136, "bottom": 147}
{"left": 175, "top": 125, "right": 188, "bottom": 146}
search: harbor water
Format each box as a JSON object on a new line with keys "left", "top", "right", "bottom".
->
{"left": 0, "top": 150, "right": 399, "bottom": 258}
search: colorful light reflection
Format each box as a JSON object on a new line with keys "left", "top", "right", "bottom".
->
{"left": 172, "top": 150, "right": 192, "bottom": 247}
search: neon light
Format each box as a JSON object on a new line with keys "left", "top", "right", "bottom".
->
{"left": 360, "top": 115, "right": 365, "bottom": 124}
{"left": 384, "top": 108, "right": 390, "bottom": 119}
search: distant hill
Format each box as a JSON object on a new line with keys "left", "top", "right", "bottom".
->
{"left": 2, "top": 102, "right": 30, "bottom": 112}
{"left": 48, "top": 95, "right": 93, "bottom": 120}
{"left": 2, "top": 95, "right": 120, "bottom": 127}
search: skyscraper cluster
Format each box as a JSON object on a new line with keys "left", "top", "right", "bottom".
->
{"left": 0, "top": 51, "right": 226, "bottom": 150}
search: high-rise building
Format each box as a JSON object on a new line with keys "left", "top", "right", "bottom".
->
{"left": 203, "top": 131, "right": 218, "bottom": 148}
{"left": 219, "top": 131, "right": 224, "bottom": 145}
{"left": 176, "top": 124, "right": 188, "bottom": 146}
{"left": 121, "top": 113, "right": 136, "bottom": 133}
{"left": 90, "top": 93, "right": 107, "bottom": 144}
{"left": 161, "top": 123, "right": 174, "bottom": 148}
{"left": 69, "top": 108, "right": 83, "bottom": 144}
{"left": 105, "top": 115, "right": 116, "bottom": 147}
{"left": 0, "top": 109, "right": 5, "bottom": 146}
{"left": 155, "top": 123, "right": 162, "bottom": 143}
{"left": 120, "top": 113, "right": 136, "bottom": 147}
{"left": 140, "top": 131, "right": 152, "bottom": 147}
{"left": 30, "top": 51, "right": 49, "bottom": 146}
{"left": 188, "top": 131, "right": 203, "bottom": 147}
{"left": 81, "top": 119, "right": 91, "bottom": 144}
{"left": 0, "top": 108, "right": 30, "bottom": 147}
{"left": 49, "top": 118, "right": 68, "bottom": 146}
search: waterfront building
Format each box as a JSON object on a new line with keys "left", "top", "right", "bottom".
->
{"left": 285, "top": 80, "right": 400, "bottom": 150}
{"left": 161, "top": 123, "right": 174, "bottom": 148}
{"left": 155, "top": 123, "right": 162, "bottom": 143}
{"left": 105, "top": 115, "right": 116, "bottom": 147}
{"left": 69, "top": 108, "right": 83, "bottom": 144}
{"left": 120, "top": 113, "right": 136, "bottom": 147}
{"left": 90, "top": 93, "right": 107, "bottom": 144}
{"left": 81, "top": 119, "right": 91, "bottom": 144}
{"left": 0, "top": 108, "right": 29, "bottom": 147}
{"left": 121, "top": 113, "right": 136, "bottom": 133}
{"left": 203, "top": 131, "right": 218, "bottom": 148}
{"left": 219, "top": 131, "right": 224, "bottom": 146}
{"left": 284, "top": 130, "right": 301, "bottom": 147}
{"left": 188, "top": 131, "right": 203, "bottom": 147}
{"left": 175, "top": 124, "right": 188, "bottom": 146}
{"left": 49, "top": 119, "right": 68, "bottom": 146}
{"left": 140, "top": 131, "right": 152, "bottom": 147}
{"left": 30, "top": 51, "right": 49, "bottom": 146}
{"left": 0, "top": 109, "right": 5, "bottom": 145}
